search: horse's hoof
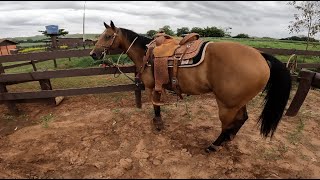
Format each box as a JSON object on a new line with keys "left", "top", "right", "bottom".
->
{"left": 205, "top": 144, "right": 219, "bottom": 153}
{"left": 153, "top": 117, "right": 164, "bottom": 131}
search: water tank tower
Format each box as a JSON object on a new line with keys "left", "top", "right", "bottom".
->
{"left": 45, "top": 25, "right": 59, "bottom": 35}
{"left": 45, "top": 25, "right": 59, "bottom": 49}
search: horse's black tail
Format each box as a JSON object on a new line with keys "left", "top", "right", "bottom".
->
{"left": 258, "top": 52, "right": 292, "bottom": 138}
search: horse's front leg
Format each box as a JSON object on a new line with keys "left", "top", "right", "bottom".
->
{"left": 152, "top": 90, "right": 164, "bottom": 130}
{"left": 145, "top": 85, "right": 164, "bottom": 131}
{"left": 153, "top": 105, "right": 164, "bottom": 131}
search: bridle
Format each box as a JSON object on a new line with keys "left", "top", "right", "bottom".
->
{"left": 94, "top": 29, "right": 140, "bottom": 86}
{"left": 95, "top": 31, "right": 118, "bottom": 56}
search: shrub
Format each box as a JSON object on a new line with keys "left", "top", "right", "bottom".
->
{"left": 19, "top": 47, "right": 46, "bottom": 53}
{"left": 233, "top": 33, "right": 250, "bottom": 38}
{"left": 279, "top": 36, "right": 319, "bottom": 42}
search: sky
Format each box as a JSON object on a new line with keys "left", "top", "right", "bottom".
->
{"left": 0, "top": 1, "right": 306, "bottom": 39}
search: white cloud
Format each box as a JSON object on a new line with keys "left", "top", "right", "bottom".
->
{"left": 0, "top": 1, "right": 303, "bottom": 39}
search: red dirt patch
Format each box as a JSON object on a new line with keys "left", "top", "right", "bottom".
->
{"left": 0, "top": 89, "right": 319, "bottom": 178}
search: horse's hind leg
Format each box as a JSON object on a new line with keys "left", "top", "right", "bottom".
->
{"left": 206, "top": 105, "right": 248, "bottom": 153}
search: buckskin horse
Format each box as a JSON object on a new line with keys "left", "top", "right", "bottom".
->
{"left": 90, "top": 21, "right": 292, "bottom": 153}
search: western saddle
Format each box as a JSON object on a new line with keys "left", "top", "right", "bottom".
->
{"left": 141, "top": 32, "right": 205, "bottom": 106}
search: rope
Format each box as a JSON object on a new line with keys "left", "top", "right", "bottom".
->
{"left": 286, "top": 54, "right": 296, "bottom": 68}
{"left": 286, "top": 54, "right": 298, "bottom": 74}
{"left": 101, "top": 36, "right": 139, "bottom": 86}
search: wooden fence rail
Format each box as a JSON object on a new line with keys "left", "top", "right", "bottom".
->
{"left": 0, "top": 49, "right": 141, "bottom": 114}
{"left": 0, "top": 66, "right": 136, "bottom": 83}
{"left": 0, "top": 49, "right": 123, "bottom": 71}
{"left": 0, "top": 84, "right": 140, "bottom": 101}
{"left": 1, "top": 47, "right": 320, "bottom": 64}
{"left": 257, "top": 48, "right": 320, "bottom": 56}
{"left": 0, "top": 66, "right": 142, "bottom": 101}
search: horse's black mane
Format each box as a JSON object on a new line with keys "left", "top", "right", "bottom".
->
{"left": 120, "top": 28, "right": 152, "bottom": 51}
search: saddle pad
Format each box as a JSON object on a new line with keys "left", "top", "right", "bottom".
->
{"left": 167, "top": 41, "right": 211, "bottom": 67}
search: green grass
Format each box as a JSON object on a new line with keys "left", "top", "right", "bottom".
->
{"left": 40, "top": 113, "right": 54, "bottom": 128}
{"left": 3, "top": 54, "right": 132, "bottom": 74}
{"left": 287, "top": 118, "right": 305, "bottom": 145}
{"left": 205, "top": 37, "right": 320, "bottom": 51}
{"left": 205, "top": 37, "right": 320, "bottom": 64}
{"left": 3, "top": 57, "right": 95, "bottom": 74}
{"left": 261, "top": 142, "right": 289, "bottom": 161}
{"left": 17, "top": 42, "right": 47, "bottom": 48}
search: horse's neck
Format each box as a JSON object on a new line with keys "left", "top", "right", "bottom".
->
{"left": 122, "top": 40, "right": 146, "bottom": 70}
{"left": 126, "top": 47, "right": 144, "bottom": 68}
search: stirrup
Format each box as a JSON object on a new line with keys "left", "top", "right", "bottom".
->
{"left": 152, "top": 89, "right": 166, "bottom": 106}
{"left": 152, "top": 99, "right": 165, "bottom": 106}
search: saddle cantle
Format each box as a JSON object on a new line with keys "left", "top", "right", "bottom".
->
{"left": 142, "top": 32, "right": 205, "bottom": 105}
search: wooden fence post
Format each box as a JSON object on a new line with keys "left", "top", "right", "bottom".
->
{"left": 31, "top": 60, "right": 55, "bottom": 105}
{"left": 31, "top": 60, "right": 37, "bottom": 71}
{"left": 0, "top": 63, "right": 19, "bottom": 114}
{"left": 39, "top": 79, "right": 56, "bottom": 105}
{"left": 53, "top": 59, "right": 57, "bottom": 68}
{"left": 286, "top": 70, "right": 315, "bottom": 116}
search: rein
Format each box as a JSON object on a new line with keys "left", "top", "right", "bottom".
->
{"left": 100, "top": 35, "right": 140, "bottom": 86}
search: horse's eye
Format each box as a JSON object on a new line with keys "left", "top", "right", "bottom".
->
{"left": 105, "top": 35, "right": 111, "bottom": 39}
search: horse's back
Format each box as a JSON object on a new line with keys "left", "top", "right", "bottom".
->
{"left": 207, "top": 41, "right": 267, "bottom": 63}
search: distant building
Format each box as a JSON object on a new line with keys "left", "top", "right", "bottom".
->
{"left": 0, "top": 39, "right": 18, "bottom": 56}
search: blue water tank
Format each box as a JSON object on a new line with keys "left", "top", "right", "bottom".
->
{"left": 45, "top": 25, "right": 59, "bottom": 35}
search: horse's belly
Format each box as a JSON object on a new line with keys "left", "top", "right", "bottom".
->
{"left": 177, "top": 66, "right": 212, "bottom": 95}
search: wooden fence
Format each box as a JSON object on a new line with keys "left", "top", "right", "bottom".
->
{"left": 0, "top": 47, "right": 320, "bottom": 115}
{"left": 0, "top": 48, "right": 142, "bottom": 114}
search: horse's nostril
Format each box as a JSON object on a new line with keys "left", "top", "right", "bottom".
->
{"left": 90, "top": 53, "right": 98, "bottom": 60}
{"left": 90, "top": 53, "right": 96, "bottom": 57}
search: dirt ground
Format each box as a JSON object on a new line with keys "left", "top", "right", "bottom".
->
{"left": 0, "top": 88, "right": 319, "bottom": 179}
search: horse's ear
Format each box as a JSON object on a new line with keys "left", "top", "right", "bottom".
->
{"left": 104, "top": 22, "right": 110, "bottom": 29}
{"left": 110, "top": 20, "right": 116, "bottom": 30}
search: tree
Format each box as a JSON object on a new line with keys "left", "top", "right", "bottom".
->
{"left": 191, "top": 27, "right": 204, "bottom": 37}
{"left": 26, "top": 38, "right": 34, "bottom": 43}
{"left": 146, "top": 30, "right": 157, "bottom": 38}
{"left": 288, "top": 1, "right": 320, "bottom": 50}
{"left": 176, "top": 27, "right": 190, "bottom": 36}
{"left": 280, "top": 35, "right": 318, "bottom": 42}
{"left": 202, "top": 26, "right": 225, "bottom": 37}
{"left": 38, "top": 28, "right": 69, "bottom": 37}
{"left": 224, "top": 27, "right": 232, "bottom": 37}
{"left": 159, "top": 25, "right": 175, "bottom": 36}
